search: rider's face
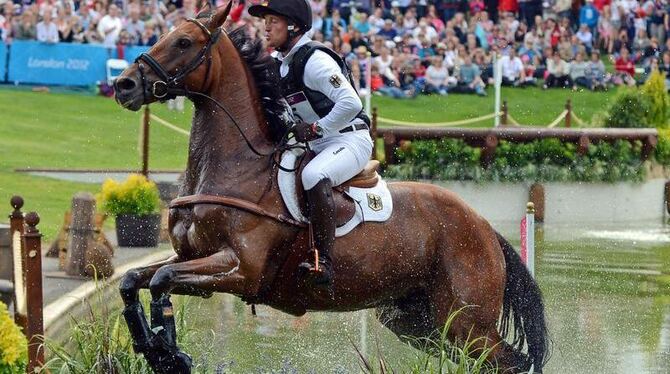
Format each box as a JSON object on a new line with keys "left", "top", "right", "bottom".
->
{"left": 264, "top": 14, "right": 288, "bottom": 49}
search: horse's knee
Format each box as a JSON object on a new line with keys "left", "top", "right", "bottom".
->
{"left": 119, "top": 269, "right": 143, "bottom": 304}
{"left": 149, "top": 266, "right": 176, "bottom": 298}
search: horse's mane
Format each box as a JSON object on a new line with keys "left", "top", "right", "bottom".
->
{"left": 227, "top": 26, "right": 288, "bottom": 143}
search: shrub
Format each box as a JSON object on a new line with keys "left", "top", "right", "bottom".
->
{"left": 604, "top": 90, "right": 651, "bottom": 128}
{"left": 98, "top": 174, "right": 161, "bottom": 216}
{"left": 0, "top": 301, "right": 28, "bottom": 374}
{"left": 394, "top": 138, "right": 481, "bottom": 180}
{"left": 655, "top": 129, "right": 670, "bottom": 166}
{"left": 640, "top": 70, "right": 670, "bottom": 128}
{"left": 384, "top": 138, "right": 645, "bottom": 183}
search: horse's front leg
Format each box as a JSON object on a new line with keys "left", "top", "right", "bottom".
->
{"left": 118, "top": 255, "right": 191, "bottom": 373}
{"left": 138, "top": 248, "right": 245, "bottom": 374}
{"left": 119, "top": 255, "right": 180, "bottom": 305}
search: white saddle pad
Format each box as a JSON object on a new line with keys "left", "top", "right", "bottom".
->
{"left": 278, "top": 148, "right": 393, "bottom": 237}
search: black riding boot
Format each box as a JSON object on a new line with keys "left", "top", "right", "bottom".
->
{"left": 299, "top": 179, "right": 335, "bottom": 291}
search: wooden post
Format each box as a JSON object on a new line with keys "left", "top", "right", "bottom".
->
{"left": 565, "top": 99, "right": 572, "bottom": 128}
{"left": 665, "top": 181, "right": 670, "bottom": 216}
{"left": 480, "top": 134, "right": 499, "bottom": 168}
{"left": 529, "top": 183, "right": 545, "bottom": 223}
{"left": 8, "top": 196, "right": 26, "bottom": 332}
{"left": 382, "top": 132, "right": 397, "bottom": 165}
{"left": 142, "top": 105, "right": 150, "bottom": 177}
{"left": 23, "top": 212, "right": 44, "bottom": 374}
{"left": 65, "top": 193, "right": 96, "bottom": 277}
{"left": 371, "top": 106, "right": 378, "bottom": 160}
{"left": 501, "top": 100, "right": 508, "bottom": 126}
{"left": 577, "top": 135, "right": 590, "bottom": 155}
{"left": 641, "top": 134, "right": 658, "bottom": 161}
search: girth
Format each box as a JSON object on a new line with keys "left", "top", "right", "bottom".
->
{"left": 169, "top": 194, "right": 306, "bottom": 227}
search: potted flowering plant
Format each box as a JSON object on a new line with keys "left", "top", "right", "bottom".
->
{"left": 0, "top": 301, "right": 27, "bottom": 373}
{"left": 98, "top": 174, "right": 161, "bottom": 247}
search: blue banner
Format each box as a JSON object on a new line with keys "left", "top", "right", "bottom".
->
{"left": 123, "top": 46, "right": 150, "bottom": 64}
{"left": 0, "top": 43, "right": 6, "bottom": 81}
{"left": 8, "top": 41, "right": 113, "bottom": 86}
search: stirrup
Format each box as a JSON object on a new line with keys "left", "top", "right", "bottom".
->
{"left": 298, "top": 250, "right": 333, "bottom": 286}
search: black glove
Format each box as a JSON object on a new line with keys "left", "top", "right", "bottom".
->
{"left": 292, "top": 121, "right": 323, "bottom": 143}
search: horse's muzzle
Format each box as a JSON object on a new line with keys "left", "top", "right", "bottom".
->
{"left": 114, "top": 75, "right": 144, "bottom": 111}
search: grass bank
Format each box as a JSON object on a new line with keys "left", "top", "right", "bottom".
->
{"left": 0, "top": 85, "right": 617, "bottom": 239}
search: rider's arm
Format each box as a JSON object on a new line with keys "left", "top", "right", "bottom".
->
{"left": 303, "top": 50, "right": 363, "bottom": 136}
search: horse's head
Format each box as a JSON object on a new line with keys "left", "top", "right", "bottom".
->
{"left": 114, "top": 2, "right": 233, "bottom": 111}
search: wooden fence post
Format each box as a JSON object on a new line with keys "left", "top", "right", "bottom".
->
{"left": 641, "top": 134, "right": 658, "bottom": 161}
{"left": 142, "top": 105, "right": 150, "bottom": 177}
{"left": 65, "top": 193, "right": 96, "bottom": 277}
{"left": 565, "top": 99, "right": 572, "bottom": 128}
{"left": 23, "top": 212, "right": 44, "bottom": 373}
{"left": 9, "top": 196, "right": 26, "bottom": 332}
{"left": 480, "top": 134, "right": 499, "bottom": 168}
{"left": 529, "top": 183, "right": 545, "bottom": 223}
{"left": 501, "top": 100, "right": 508, "bottom": 126}
{"left": 371, "top": 106, "right": 378, "bottom": 161}
{"left": 383, "top": 132, "right": 397, "bottom": 165}
{"left": 577, "top": 135, "right": 590, "bottom": 155}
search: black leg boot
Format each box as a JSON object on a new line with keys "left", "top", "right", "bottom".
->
{"left": 298, "top": 179, "right": 335, "bottom": 293}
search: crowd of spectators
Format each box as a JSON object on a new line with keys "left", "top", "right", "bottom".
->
{"left": 0, "top": 0, "right": 198, "bottom": 48}
{"left": 2, "top": 0, "right": 670, "bottom": 97}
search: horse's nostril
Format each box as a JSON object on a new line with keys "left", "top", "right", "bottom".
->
{"left": 116, "top": 77, "right": 137, "bottom": 91}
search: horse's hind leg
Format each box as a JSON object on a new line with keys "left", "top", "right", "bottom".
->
{"left": 430, "top": 232, "right": 530, "bottom": 372}
{"left": 376, "top": 289, "right": 436, "bottom": 348}
{"left": 376, "top": 289, "right": 526, "bottom": 372}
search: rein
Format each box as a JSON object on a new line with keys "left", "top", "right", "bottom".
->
{"left": 135, "top": 18, "right": 304, "bottom": 162}
{"left": 138, "top": 18, "right": 306, "bottom": 226}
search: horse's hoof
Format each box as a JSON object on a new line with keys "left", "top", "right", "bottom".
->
{"left": 147, "top": 349, "right": 193, "bottom": 374}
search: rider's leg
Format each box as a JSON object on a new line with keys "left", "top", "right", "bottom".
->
{"left": 299, "top": 139, "right": 370, "bottom": 288}
{"left": 299, "top": 178, "right": 336, "bottom": 285}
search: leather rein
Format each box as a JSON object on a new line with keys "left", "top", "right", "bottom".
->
{"left": 137, "top": 18, "right": 306, "bottom": 228}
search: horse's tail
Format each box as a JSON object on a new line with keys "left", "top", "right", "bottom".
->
{"left": 496, "top": 231, "right": 550, "bottom": 372}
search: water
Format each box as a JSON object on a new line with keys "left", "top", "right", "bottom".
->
{"left": 132, "top": 223, "right": 670, "bottom": 372}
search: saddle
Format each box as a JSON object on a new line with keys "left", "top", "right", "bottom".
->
{"left": 278, "top": 149, "right": 393, "bottom": 237}
{"left": 295, "top": 152, "right": 380, "bottom": 226}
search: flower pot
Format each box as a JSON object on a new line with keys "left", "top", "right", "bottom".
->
{"left": 115, "top": 214, "right": 161, "bottom": 247}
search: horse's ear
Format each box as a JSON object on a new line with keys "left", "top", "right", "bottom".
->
{"left": 195, "top": 2, "right": 211, "bottom": 19}
{"left": 195, "top": 0, "right": 210, "bottom": 16}
{"left": 209, "top": 1, "right": 233, "bottom": 31}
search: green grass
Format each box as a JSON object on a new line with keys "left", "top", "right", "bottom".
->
{"left": 0, "top": 88, "right": 190, "bottom": 239}
{"left": 0, "top": 85, "right": 619, "bottom": 240}
{"left": 372, "top": 85, "right": 620, "bottom": 127}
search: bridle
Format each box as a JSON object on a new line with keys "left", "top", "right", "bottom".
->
{"left": 134, "top": 17, "right": 303, "bottom": 161}
{"left": 135, "top": 18, "right": 221, "bottom": 100}
{"left": 135, "top": 17, "right": 307, "bottom": 228}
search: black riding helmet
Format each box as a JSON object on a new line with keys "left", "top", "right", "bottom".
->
{"left": 248, "top": 0, "right": 312, "bottom": 33}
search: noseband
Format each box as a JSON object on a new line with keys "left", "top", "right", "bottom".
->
{"left": 132, "top": 17, "right": 303, "bottom": 163}
{"left": 135, "top": 18, "right": 222, "bottom": 100}
{"left": 133, "top": 19, "right": 270, "bottom": 157}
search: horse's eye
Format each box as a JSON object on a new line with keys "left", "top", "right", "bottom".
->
{"left": 177, "top": 38, "right": 192, "bottom": 49}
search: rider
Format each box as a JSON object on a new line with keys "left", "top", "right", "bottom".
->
{"left": 249, "top": 0, "right": 373, "bottom": 293}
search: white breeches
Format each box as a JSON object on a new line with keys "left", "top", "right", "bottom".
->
{"left": 301, "top": 129, "right": 374, "bottom": 190}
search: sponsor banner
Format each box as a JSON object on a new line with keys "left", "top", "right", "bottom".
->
{"left": 8, "top": 41, "right": 112, "bottom": 86}
{"left": 0, "top": 43, "right": 6, "bottom": 80}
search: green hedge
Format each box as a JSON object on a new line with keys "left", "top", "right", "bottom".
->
{"left": 384, "top": 138, "right": 647, "bottom": 183}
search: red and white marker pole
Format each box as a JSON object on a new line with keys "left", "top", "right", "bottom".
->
{"left": 520, "top": 202, "right": 535, "bottom": 278}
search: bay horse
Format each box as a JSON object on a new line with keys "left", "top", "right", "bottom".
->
{"left": 113, "top": 3, "right": 549, "bottom": 373}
